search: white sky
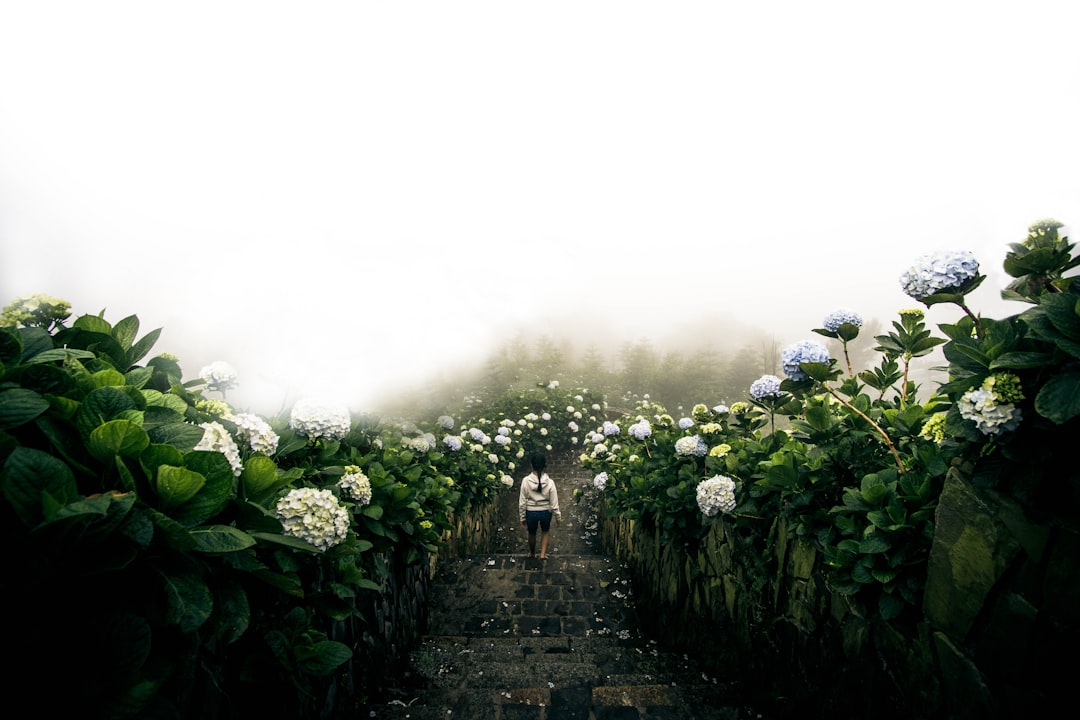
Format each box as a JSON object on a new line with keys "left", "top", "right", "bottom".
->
{"left": 2, "top": 1, "right": 1078, "bottom": 416}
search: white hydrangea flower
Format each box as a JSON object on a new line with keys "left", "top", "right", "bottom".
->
{"left": 274, "top": 487, "right": 350, "bottom": 551}
{"left": 500, "top": 474, "right": 514, "bottom": 487}
{"left": 593, "top": 472, "right": 608, "bottom": 490}
{"left": 675, "top": 435, "right": 708, "bottom": 457}
{"left": 289, "top": 399, "right": 351, "bottom": 441}
{"left": 338, "top": 465, "right": 372, "bottom": 506}
{"left": 199, "top": 361, "right": 238, "bottom": 391}
{"left": 194, "top": 421, "right": 243, "bottom": 476}
{"left": 230, "top": 412, "right": 279, "bottom": 455}
{"left": 696, "top": 475, "right": 737, "bottom": 517}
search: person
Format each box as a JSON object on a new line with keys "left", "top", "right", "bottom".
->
{"left": 518, "top": 452, "right": 561, "bottom": 559}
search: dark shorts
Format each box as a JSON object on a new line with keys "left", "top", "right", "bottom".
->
{"left": 525, "top": 510, "right": 552, "bottom": 534}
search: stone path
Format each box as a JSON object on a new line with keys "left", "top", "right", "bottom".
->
{"left": 365, "top": 453, "right": 759, "bottom": 719}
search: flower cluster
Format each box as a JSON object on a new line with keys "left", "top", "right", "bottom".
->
{"left": 677, "top": 417, "right": 695, "bottom": 430}
{"left": 231, "top": 412, "right": 279, "bottom": 454}
{"left": 823, "top": 308, "right": 863, "bottom": 332}
{"left": 500, "top": 474, "right": 514, "bottom": 487}
{"left": 593, "top": 472, "right": 608, "bottom": 490}
{"left": 628, "top": 419, "right": 652, "bottom": 440}
{"left": 274, "top": 487, "right": 350, "bottom": 551}
{"left": 900, "top": 250, "right": 980, "bottom": 300}
{"left": 691, "top": 404, "right": 711, "bottom": 422}
{"left": 438, "top": 415, "right": 455, "bottom": 430}
{"left": 602, "top": 421, "right": 621, "bottom": 436}
{"left": 194, "top": 421, "right": 243, "bottom": 476}
{"left": 708, "top": 443, "right": 732, "bottom": 458}
{"left": 781, "top": 341, "right": 830, "bottom": 381}
{"left": 982, "top": 372, "right": 1024, "bottom": 404}
{"left": 674, "top": 435, "right": 708, "bottom": 457}
{"left": 289, "top": 399, "right": 351, "bottom": 441}
{"left": 0, "top": 293, "right": 71, "bottom": 329}
{"left": 338, "top": 465, "right": 373, "bottom": 506}
{"left": 918, "top": 412, "right": 948, "bottom": 443}
{"left": 199, "top": 361, "right": 238, "bottom": 391}
{"left": 958, "top": 388, "right": 1022, "bottom": 436}
{"left": 443, "top": 435, "right": 463, "bottom": 451}
{"left": 404, "top": 434, "right": 435, "bottom": 453}
{"left": 712, "top": 404, "right": 729, "bottom": 414}
{"left": 749, "top": 375, "right": 784, "bottom": 400}
{"left": 696, "top": 475, "right": 737, "bottom": 516}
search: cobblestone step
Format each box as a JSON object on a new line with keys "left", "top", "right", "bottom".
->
{"left": 365, "top": 457, "right": 755, "bottom": 720}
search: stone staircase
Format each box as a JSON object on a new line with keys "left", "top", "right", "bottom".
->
{"left": 364, "top": 454, "right": 757, "bottom": 720}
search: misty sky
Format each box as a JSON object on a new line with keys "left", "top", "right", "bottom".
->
{"left": 2, "top": 2, "right": 1078, "bottom": 416}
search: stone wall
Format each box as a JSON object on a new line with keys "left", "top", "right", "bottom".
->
{"left": 340, "top": 495, "right": 504, "bottom": 712}
{"left": 599, "top": 465, "right": 1077, "bottom": 719}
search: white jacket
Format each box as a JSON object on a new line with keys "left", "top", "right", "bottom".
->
{"left": 518, "top": 472, "right": 561, "bottom": 522}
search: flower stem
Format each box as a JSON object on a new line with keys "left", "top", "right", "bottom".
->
{"left": 957, "top": 301, "right": 985, "bottom": 339}
{"left": 841, "top": 339, "right": 854, "bottom": 377}
{"left": 821, "top": 384, "right": 906, "bottom": 474}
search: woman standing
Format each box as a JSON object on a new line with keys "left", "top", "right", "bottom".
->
{"left": 518, "top": 452, "right": 561, "bottom": 559}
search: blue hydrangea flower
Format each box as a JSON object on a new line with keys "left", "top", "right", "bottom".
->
{"left": 749, "top": 374, "right": 784, "bottom": 400}
{"left": 823, "top": 308, "right": 863, "bottom": 332}
{"left": 958, "top": 388, "right": 1022, "bottom": 436}
{"left": 603, "top": 421, "right": 621, "bottom": 436}
{"left": 678, "top": 417, "right": 695, "bottom": 429}
{"left": 781, "top": 341, "right": 831, "bottom": 381}
{"left": 443, "top": 435, "right": 463, "bottom": 451}
{"left": 900, "top": 250, "right": 980, "bottom": 300}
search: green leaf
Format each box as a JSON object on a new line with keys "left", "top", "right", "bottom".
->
{"left": 74, "top": 313, "right": 113, "bottom": 335}
{"left": 112, "top": 314, "right": 140, "bottom": 351}
{"left": 804, "top": 405, "right": 833, "bottom": 431}
{"left": 0, "top": 327, "right": 22, "bottom": 365}
{"left": 146, "top": 421, "right": 206, "bottom": 451}
{"left": 240, "top": 454, "right": 283, "bottom": 503}
{"left": 1, "top": 446, "right": 78, "bottom": 527}
{"left": 989, "top": 351, "right": 1054, "bottom": 370}
{"left": 88, "top": 419, "right": 151, "bottom": 461}
{"left": 77, "top": 386, "right": 137, "bottom": 439}
{"left": 159, "top": 567, "right": 213, "bottom": 633}
{"left": 156, "top": 465, "right": 207, "bottom": 506}
{"left": 858, "top": 535, "right": 891, "bottom": 554}
{"left": 0, "top": 388, "right": 50, "bottom": 429}
{"left": 1034, "top": 368, "right": 1080, "bottom": 424}
{"left": 126, "top": 328, "right": 162, "bottom": 367}
{"left": 296, "top": 640, "right": 352, "bottom": 675}
{"left": 24, "top": 347, "right": 97, "bottom": 364}
{"left": 190, "top": 524, "right": 257, "bottom": 553}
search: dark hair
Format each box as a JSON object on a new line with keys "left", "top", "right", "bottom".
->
{"left": 531, "top": 453, "right": 546, "bottom": 491}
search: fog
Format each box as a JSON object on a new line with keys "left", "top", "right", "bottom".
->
{"left": 2, "top": 2, "right": 1077, "bottom": 417}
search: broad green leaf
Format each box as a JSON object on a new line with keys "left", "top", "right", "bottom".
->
{"left": 88, "top": 419, "right": 150, "bottom": 461}
{"left": 24, "top": 347, "right": 97, "bottom": 364}
{"left": 1042, "top": 293, "right": 1080, "bottom": 340}
{"left": 362, "top": 504, "right": 384, "bottom": 520}
{"left": 141, "top": 443, "right": 185, "bottom": 478}
{"left": 0, "top": 327, "right": 22, "bottom": 365}
{"left": 1, "top": 446, "right": 77, "bottom": 527}
{"left": 296, "top": 640, "right": 352, "bottom": 675}
{"left": 0, "top": 388, "right": 49, "bottom": 429}
{"left": 158, "top": 568, "right": 213, "bottom": 633}
{"left": 147, "top": 422, "right": 206, "bottom": 451}
{"left": 18, "top": 326, "right": 53, "bottom": 361}
{"left": 804, "top": 405, "right": 832, "bottom": 431}
{"left": 858, "top": 535, "right": 891, "bottom": 554}
{"left": 1034, "top": 368, "right": 1080, "bottom": 424}
{"left": 168, "top": 451, "right": 234, "bottom": 526}
{"left": 112, "top": 314, "right": 140, "bottom": 351}
{"left": 190, "top": 525, "right": 257, "bottom": 553}
{"left": 126, "top": 327, "right": 162, "bottom": 367}
{"left": 156, "top": 465, "right": 207, "bottom": 506}
{"left": 74, "top": 313, "right": 113, "bottom": 335}
{"left": 989, "top": 351, "right": 1053, "bottom": 370}
{"left": 90, "top": 368, "right": 127, "bottom": 387}
{"left": 250, "top": 531, "right": 324, "bottom": 553}
{"left": 240, "top": 454, "right": 283, "bottom": 503}
{"left": 77, "top": 385, "right": 136, "bottom": 439}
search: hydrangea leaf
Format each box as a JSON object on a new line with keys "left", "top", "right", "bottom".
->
{"left": 160, "top": 568, "right": 213, "bottom": 633}
{"left": 0, "top": 388, "right": 49, "bottom": 429}
{"left": 89, "top": 419, "right": 150, "bottom": 461}
{"left": 1034, "top": 368, "right": 1080, "bottom": 424}
{"left": 156, "top": 465, "right": 207, "bottom": 506}
{"left": 0, "top": 446, "right": 77, "bottom": 527}
{"left": 190, "top": 525, "right": 257, "bottom": 553}
{"left": 296, "top": 640, "right": 352, "bottom": 675}
{"left": 240, "top": 454, "right": 285, "bottom": 504}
